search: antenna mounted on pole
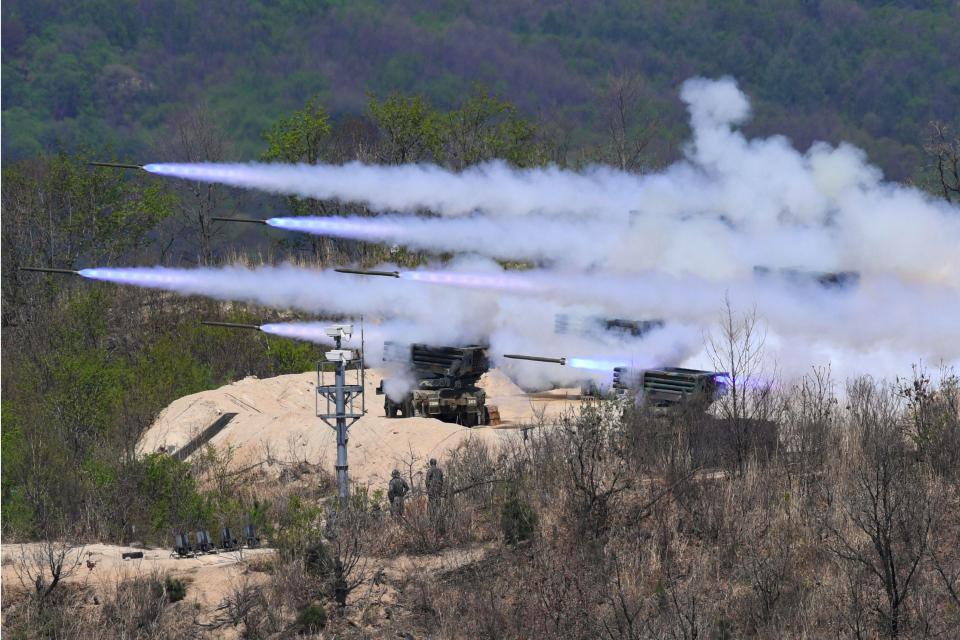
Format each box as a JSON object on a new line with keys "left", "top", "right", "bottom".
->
{"left": 316, "top": 324, "right": 364, "bottom": 503}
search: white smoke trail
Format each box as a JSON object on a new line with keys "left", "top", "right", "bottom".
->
{"left": 80, "top": 265, "right": 498, "bottom": 348}
{"left": 78, "top": 261, "right": 957, "bottom": 388}
{"left": 265, "top": 214, "right": 619, "bottom": 269}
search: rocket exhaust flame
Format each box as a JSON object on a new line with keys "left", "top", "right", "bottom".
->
{"left": 77, "top": 267, "right": 201, "bottom": 288}
{"left": 502, "top": 353, "right": 627, "bottom": 371}
{"left": 566, "top": 357, "right": 630, "bottom": 371}
{"left": 260, "top": 322, "right": 336, "bottom": 342}
{"left": 200, "top": 319, "right": 371, "bottom": 347}
{"left": 267, "top": 216, "right": 404, "bottom": 239}
{"left": 258, "top": 215, "right": 614, "bottom": 267}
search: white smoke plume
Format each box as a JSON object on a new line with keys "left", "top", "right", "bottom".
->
{"left": 147, "top": 76, "right": 960, "bottom": 287}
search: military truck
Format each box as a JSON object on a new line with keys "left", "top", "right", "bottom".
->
{"left": 378, "top": 343, "right": 494, "bottom": 426}
{"left": 554, "top": 314, "right": 665, "bottom": 339}
{"left": 612, "top": 366, "right": 728, "bottom": 408}
{"left": 752, "top": 266, "right": 860, "bottom": 289}
{"left": 614, "top": 365, "right": 779, "bottom": 466}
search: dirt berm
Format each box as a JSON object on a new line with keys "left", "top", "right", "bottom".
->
{"left": 139, "top": 368, "right": 582, "bottom": 487}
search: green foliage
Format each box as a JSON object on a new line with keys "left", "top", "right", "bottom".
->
{"left": 12, "top": 151, "right": 174, "bottom": 253}
{"left": 368, "top": 93, "right": 443, "bottom": 163}
{"left": 442, "top": 84, "right": 539, "bottom": 168}
{"left": 164, "top": 576, "right": 187, "bottom": 603}
{"left": 1, "top": 151, "right": 177, "bottom": 321}
{"left": 263, "top": 335, "right": 318, "bottom": 374}
{"left": 139, "top": 453, "right": 204, "bottom": 532}
{"left": 296, "top": 604, "right": 328, "bottom": 633}
{"left": 500, "top": 484, "right": 537, "bottom": 545}
{"left": 0, "top": 407, "right": 34, "bottom": 534}
{"left": 0, "top": 271, "right": 324, "bottom": 541}
{"left": 262, "top": 96, "right": 332, "bottom": 164}
{"left": 273, "top": 494, "right": 326, "bottom": 562}
{"left": 133, "top": 336, "right": 216, "bottom": 412}
{"left": 350, "top": 485, "right": 385, "bottom": 512}
{"left": 4, "top": 1, "right": 956, "bottom": 180}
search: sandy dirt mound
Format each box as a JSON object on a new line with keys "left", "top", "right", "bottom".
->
{"left": 139, "top": 368, "right": 582, "bottom": 487}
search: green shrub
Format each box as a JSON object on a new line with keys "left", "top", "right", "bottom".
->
{"left": 164, "top": 576, "right": 187, "bottom": 603}
{"left": 500, "top": 486, "right": 537, "bottom": 545}
{"left": 297, "top": 604, "right": 327, "bottom": 634}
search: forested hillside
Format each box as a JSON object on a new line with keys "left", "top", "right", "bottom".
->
{"left": 3, "top": 0, "right": 958, "bottom": 180}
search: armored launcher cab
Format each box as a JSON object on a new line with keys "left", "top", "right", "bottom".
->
{"left": 554, "top": 314, "right": 665, "bottom": 339}
{"left": 613, "top": 366, "right": 728, "bottom": 408}
{"left": 378, "top": 343, "right": 494, "bottom": 426}
{"left": 615, "top": 366, "right": 778, "bottom": 465}
{"left": 752, "top": 266, "right": 860, "bottom": 289}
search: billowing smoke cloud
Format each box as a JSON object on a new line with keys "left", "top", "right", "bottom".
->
{"left": 147, "top": 76, "right": 960, "bottom": 287}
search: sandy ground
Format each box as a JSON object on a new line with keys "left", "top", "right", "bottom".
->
{"left": 1, "top": 542, "right": 275, "bottom": 611}
{"left": 1, "top": 538, "right": 494, "bottom": 636}
{"left": 138, "top": 367, "right": 582, "bottom": 487}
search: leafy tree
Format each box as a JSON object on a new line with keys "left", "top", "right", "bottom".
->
{"left": 261, "top": 97, "right": 338, "bottom": 260}
{"left": 262, "top": 96, "right": 332, "bottom": 165}
{"left": 368, "top": 93, "right": 443, "bottom": 164}
{"left": 442, "top": 84, "right": 538, "bottom": 169}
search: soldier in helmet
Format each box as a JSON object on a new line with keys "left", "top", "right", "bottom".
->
{"left": 426, "top": 458, "right": 444, "bottom": 503}
{"left": 387, "top": 469, "right": 409, "bottom": 516}
{"left": 426, "top": 458, "right": 445, "bottom": 520}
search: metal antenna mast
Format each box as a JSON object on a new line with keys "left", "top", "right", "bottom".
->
{"left": 316, "top": 324, "right": 365, "bottom": 502}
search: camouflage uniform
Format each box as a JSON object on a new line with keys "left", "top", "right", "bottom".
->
{"left": 426, "top": 459, "right": 444, "bottom": 518}
{"left": 387, "top": 470, "right": 409, "bottom": 516}
{"left": 426, "top": 459, "right": 444, "bottom": 499}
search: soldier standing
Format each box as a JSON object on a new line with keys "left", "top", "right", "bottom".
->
{"left": 426, "top": 458, "right": 444, "bottom": 510}
{"left": 388, "top": 469, "right": 410, "bottom": 516}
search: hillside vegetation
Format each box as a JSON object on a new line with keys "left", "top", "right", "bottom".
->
{"left": 4, "top": 0, "right": 959, "bottom": 179}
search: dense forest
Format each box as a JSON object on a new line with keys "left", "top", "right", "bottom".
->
{"left": 3, "top": 0, "right": 959, "bottom": 180}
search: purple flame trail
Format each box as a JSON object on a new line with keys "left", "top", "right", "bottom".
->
{"left": 78, "top": 267, "right": 201, "bottom": 289}
{"left": 567, "top": 356, "right": 629, "bottom": 371}
{"left": 266, "top": 216, "right": 404, "bottom": 240}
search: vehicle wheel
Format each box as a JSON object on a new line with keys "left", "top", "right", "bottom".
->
{"left": 385, "top": 401, "right": 398, "bottom": 418}
{"left": 480, "top": 406, "right": 490, "bottom": 426}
